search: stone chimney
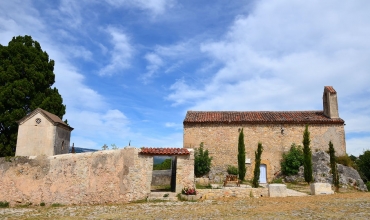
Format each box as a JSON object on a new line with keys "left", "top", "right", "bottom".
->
{"left": 323, "top": 86, "right": 339, "bottom": 119}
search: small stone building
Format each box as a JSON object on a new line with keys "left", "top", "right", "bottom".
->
{"left": 16, "top": 108, "right": 73, "bottom": 156}
{"left": 183, "top": 86, "right": 345, "bottom": 182}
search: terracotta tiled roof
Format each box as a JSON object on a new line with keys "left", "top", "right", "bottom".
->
{"left": 183, "top": 111, "right": 344, "bottom": 125}
{"left": 17, "top": 108, "right": 73, "bottom": 130}
{"left": 38, "top": 108, "right": 67, "bottom": 125}
{"left": 324, "top": 86, "right": 336, "bottom": 94}
{"left": 140, "top": 148, "right": 190, "bottom": 155}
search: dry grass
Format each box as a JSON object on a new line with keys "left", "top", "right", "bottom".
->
{"left": 1, "top": 192, "right": 369, "bottom": 219}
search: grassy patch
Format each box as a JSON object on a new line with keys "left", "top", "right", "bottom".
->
{"left": 51, "top": 203, "right": 64, "bottom": 207}
{"left": 0, "top": 201, "right": 9, "bottom": 208}
{"left": 195, "top": 183, "right": 212, "bottom": 189}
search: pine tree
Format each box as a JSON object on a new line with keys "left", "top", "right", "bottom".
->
{"left": 238, "top": 128, "right": 246, "bottom": 180}
{"left": 194, "top": 142, "right": 212, "bottom": 177}
{"left": 0, "top": 35, "right": 66, "bottom": 157}
{"left": 252, "top": 142, "right": 263, "bottom": 188}
{"left": 303, "top": 124, "right": 313, "bottom": 184}
{"left": 329, "top": 141, "right": 339, "bottom": 192}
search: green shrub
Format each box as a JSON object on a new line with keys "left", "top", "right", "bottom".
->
{"left": 194, "top": 142, "right": 213, "bottom": 177}
{"left": 153, "top": 159, "right": 172, "bottom": 170}
{"left": 271, "top": 178, "right": 283, "bottom": 183}
{"left": 358, "top": 150, "right": 370, "bottom": 182}
{"left": 336, "top": 154, "right": 357, "bottom": 169}
{"left": 227, "top": 165, "right": 239, "bottom": 175}
{"left": 281, "top": 143, "right": 304, "bottom": 176}
{"left": 366, "top": 182, "right": 370, "bottom": 191}
{"left": 0, "top": 201, "right": 9, "bottom": 208}
{"left": 40, "top": 202, "right": 45, "bottom": 206}
{"left": 51, "top": 203, "right": 64, "bottom": 207}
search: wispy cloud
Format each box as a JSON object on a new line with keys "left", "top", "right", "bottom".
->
{"left": 104, "top": 0, "right": 175, "bottom": 16}
{"left": 99, "top": 27, "right": 133, "bottom": 76}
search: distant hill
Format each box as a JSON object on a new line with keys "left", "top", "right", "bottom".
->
{"left": 69, "top": 147, "right": 98, "bottom": 153}
{"left": 154, "top": 156, "right": 172, "bottom": 164}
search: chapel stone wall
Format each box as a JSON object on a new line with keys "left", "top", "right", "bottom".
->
{"left": 184, "top": 123, "right": 345, "bottom": 182}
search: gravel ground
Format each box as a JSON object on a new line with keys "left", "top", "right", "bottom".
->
{"left": 1, "top": 192, "right": 369, "bottom": 219}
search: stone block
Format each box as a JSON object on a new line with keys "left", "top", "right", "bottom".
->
{"left": 310, "top": 183, "right": 334, "bottom": 195}
{"left": 268, "top": 184, "right": 287, "bottom": 197}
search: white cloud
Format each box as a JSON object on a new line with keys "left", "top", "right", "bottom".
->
{"left": 105, "top": 0, "right": 174, "bottom": 15}
{"left": 99, "top": 27, "right": 133, "bottom": 76}
{"left": 142, "top": 53, "right": 164, "bottom": 83}
{"left": 168, "top": 0, "right": 370, "bottom": 113}
{"left": 165, "top": 122, "right": 182, "bottom": 130}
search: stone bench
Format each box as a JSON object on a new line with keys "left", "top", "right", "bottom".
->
{"left": 223, "top": 175, "right": 240, "bottom": 187}
{"left": 310, "top": 183, "right": 334, "bottom": 195}
{"left": 268, "top": 184, "right": 287, "bottom": 197}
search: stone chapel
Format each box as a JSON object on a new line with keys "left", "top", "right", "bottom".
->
{"left": 183, "top": 86, "right": 345, "bottom": 182}
{"left": 15, "top": 108, "right": 73, "bottom": 156}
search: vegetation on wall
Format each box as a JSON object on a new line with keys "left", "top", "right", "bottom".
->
{"left": 0, "top": 35, "right": 66, "bottom": 157}
{"left": 252, "top": 142, "right": 263, "bottom": 188}
{"left": 302, "top": 125, "right": 313, "bottom": 184}
{"left": 227, "top": 165, "right": 239, "bottom": 175}
{"left": 153, "top": 158, "right": 172, "bottom": 170}
{"left": 237, "top": 128, "right": 246, "bottom": 180}
{"left": 194, "top": 142, "right": 212, "bottom": 177}
{"left": 281, "top": 143, "right": 304, "bottom": 176}
{"left": 329, "top": 141, "right": 339, "bottom": 192}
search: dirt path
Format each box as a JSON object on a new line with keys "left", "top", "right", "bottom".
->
{"left": 1, "top": 192, "right": 369, "bottom": 219}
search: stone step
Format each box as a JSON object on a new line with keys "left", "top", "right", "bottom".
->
{"left": 147, "top": 192, "right": 178, "bottom": 201}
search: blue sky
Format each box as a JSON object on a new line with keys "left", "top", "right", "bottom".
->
{"left": 1, "top": 0, "right": 369, "bottom": 156}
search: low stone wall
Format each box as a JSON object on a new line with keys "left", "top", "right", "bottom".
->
{"left": 0, "top": 148, "right": 153, "bottom": 206}
{"left": 152, "top": 170, "right": 171, "bottom": 186}
{"left": 198, "top": 187, "right": 268, "bottom": 200}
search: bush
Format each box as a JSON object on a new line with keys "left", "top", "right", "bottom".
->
{"left": 366, "top": 182, "right": 370, "bottom": 191}
{"left": 40, "top": 202, "right": 46, "bottom": 206}
{"left": 227, "top": 165, "right": 239, "bottom": 175}
{"left": 153, "top": 159, "right": 172, "bottom": 170}
{"left": 281, "top": 143, "right": 304, "bottom": 176}
{"left": 0, "top": 201, "right": 9, "bottom": 208}
{"left": 271, "top": 178, "right": 283, "bottom": 184}
{"left": 336, "top": 154, "right": 357, "bottom": 169}
{"left": 194, "top": 142, "right": 213, "bottom": 177}
{"left": 358, "top": 150, "right": 370, "bottom": 183}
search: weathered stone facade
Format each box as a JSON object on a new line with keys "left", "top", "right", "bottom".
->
{"left": 16, "top": 108, "right": 73, "bottom": 156}
{"left": 183, "top": 86, "right": 345, "bottom": 182}
{"left": 0, "top": 147, "right": 195, "bottom": 206}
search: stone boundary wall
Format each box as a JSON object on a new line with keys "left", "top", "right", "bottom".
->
{"left": 152, "top": 170, "right": 171, "bottom": 186}
{"left": 184, "top": 123, "right": 345, "bottom": 182}
{"left": 198, "top": 187, "right": 268, "bottom": 200}
{"left": 0, "top": 148, "right": 153, "bottom": 206}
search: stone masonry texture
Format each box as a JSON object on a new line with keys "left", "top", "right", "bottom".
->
{"left": 0, "top": 148, "right": 195, "bottom": 206}
{"left": 184, "top": 123, "right": 345, "bottom": 182}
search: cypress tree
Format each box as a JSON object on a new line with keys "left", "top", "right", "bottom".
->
{"left": 329, "top": 141, "right": 339, "bottom": 192}
{"left": 303, "top": 124, "right": 313, "bottom": 184}
{"left": 252, "top": 142, "right": 263, "bottom": 188}
{"left": 238, "top": 128, "right": 246, "bottom": 180}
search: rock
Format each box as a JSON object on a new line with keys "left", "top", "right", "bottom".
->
{"left": 284, "top": 151, "right": 367, "bottom": 191}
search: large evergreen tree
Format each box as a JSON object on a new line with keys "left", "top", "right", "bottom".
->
{"left": 302, "top": 124, "right": 313, "bottom": 184}
{"left": 0, "top": 35, "right": 66, "bottom": 157}
{"left": 238, "top": 128, "right": 246, "bottom": 180}
{"left": 329, "top": 141, "right": 339, "bottom": 192}
{"left": 252, "top": 142, "right": 263, "bottom": 188}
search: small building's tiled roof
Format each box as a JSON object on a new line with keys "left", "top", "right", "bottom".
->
{"left": 140, "top": 148, "right": 190, "bottom": 155}
{"left": 324, "top": 86, "right": 336, "bottom": 94}
{"left": 38, "top": 108, "right": 67, "bottom": 125}
{"left": 183, "top": 111, "right": 344, "bottom": 125}
{"left": 17, "top": 108, "right": 73, "bottom": 130}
